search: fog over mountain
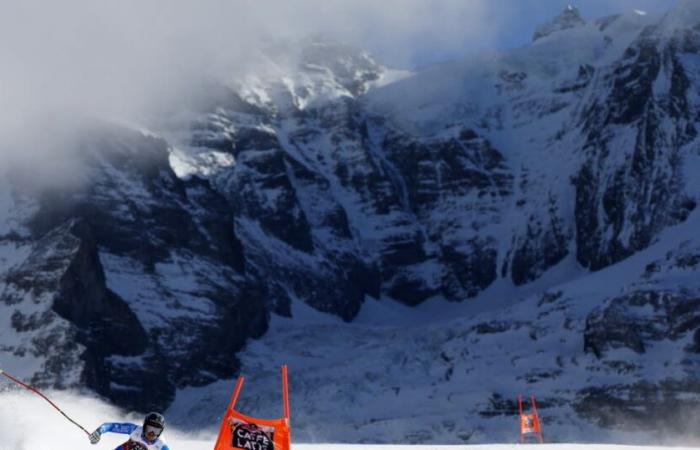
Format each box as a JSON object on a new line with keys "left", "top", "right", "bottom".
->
{"left": 0, "top": 1, "right": 500, "bottom": 145}
{"left": 0, "top": 0, "right": 674, "bottom": 148}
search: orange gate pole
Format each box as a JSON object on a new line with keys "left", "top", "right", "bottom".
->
{"left": 214, "top": 376, "right": 245, "bottom": 450}
{"left": 282, "top": 364, "right": 290, "bottom": 420}
{"left": 518, "top": 395, "right": 524, "bottom": 443}
{"left": 231, "top": 376, "right": 245, "bottom": 410}
{"left": 530, "top": 396, "right": 544, "bottom": 443}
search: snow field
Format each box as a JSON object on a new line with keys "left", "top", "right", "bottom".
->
{"left": 1, "top": 387, "right": 699, "bottom": 450}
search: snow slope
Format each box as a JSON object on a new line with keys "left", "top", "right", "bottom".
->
{"left": 165, "top": 208, "right": 700, "bottom": 444}
{"left": 1, "top": 388, "right": 700, "bottom": 450}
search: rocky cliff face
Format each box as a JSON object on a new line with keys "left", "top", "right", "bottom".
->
{"left": 1, "top": 124, "right": 267, "bottom": 411}
{"left": 175, "top": 11, "right": 700, "bottom": 318}
{"left": 171, "top": 41, "right": 519, "bottom": 314}
{"left": 574, "top": 24, "right": 699, "bottom": 270}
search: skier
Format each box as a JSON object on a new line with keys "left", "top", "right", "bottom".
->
{"left": 89, "top": 412, "right": 171, "bottom": 450}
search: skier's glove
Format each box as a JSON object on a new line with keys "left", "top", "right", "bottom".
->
{"left": 89, "top": 429, "right": 101, "bottom": 444}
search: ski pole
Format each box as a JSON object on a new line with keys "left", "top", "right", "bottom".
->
{"left": 0, "top": 368, "right": 90, "bottom": 436}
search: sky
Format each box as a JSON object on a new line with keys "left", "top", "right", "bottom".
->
{"left": 394, "top": 0, "right": 678, "bottom": 68}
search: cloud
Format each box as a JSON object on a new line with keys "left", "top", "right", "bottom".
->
{"left": 0, "top": 0, "right": 679, "bottom": 164}
{"left": 0, "top": 1, "right": 500, "bottom": 142}
{"left": 0, "top": 389, "right": 215, "bottom": 450}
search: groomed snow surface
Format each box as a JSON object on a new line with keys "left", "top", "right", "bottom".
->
{"left": 0, "top": 390, "right": 695, "bottom": 450}
{"left": 2, "top": 388, "right": 700, "bottom": 450}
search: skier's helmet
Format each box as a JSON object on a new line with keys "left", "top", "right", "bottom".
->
{"left": 143, "top": 412, "right": 165, "bottom": 439}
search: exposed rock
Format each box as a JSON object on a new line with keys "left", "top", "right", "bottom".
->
{"left": 575, "top": 380, "right": 700, "bottom": 433}
{"left": 575, "top": 29, "right": 697, "bottom": 270}
{"left": 533, "top": 5, "right": 586, "bottom": 42}
{"left": 584, "top": 290, "right": 700, "bottom": 358}
{"left": 1, "top": 123, "right": 268, "bottom": 411}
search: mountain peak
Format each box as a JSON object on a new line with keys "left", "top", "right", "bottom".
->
{"left": 533, "top": 4, "right": 586, "bottom": 42}
{"left": 296, "top": 38, "right": 384, "bottom": 96}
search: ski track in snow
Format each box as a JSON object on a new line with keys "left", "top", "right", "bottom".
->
{"left": 0, "top": 390, "right": 698, "bottom": 450}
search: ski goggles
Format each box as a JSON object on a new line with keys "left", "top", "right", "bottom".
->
{"left": 144, "top": 424, "right": 163, "bottom": 437}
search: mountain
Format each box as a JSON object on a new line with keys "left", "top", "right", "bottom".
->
{"left": 2, "top": 2, "right": 700, "bottom": 443}
{"left": 0, "top": 123, "right": 268, "bottom": 411}
{"left": 533, "top": 4, "right": 586, "bottom": 42}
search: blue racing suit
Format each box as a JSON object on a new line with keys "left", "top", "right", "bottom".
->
{"left": 96, "top": 422, "right": 171, "bottom": 450}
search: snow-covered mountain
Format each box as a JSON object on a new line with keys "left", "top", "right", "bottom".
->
{"left": 2, "top": 1, "right": 700, "bottom": 444}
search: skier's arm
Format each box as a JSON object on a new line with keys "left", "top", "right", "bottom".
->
{"left": 162, "top": 446, "right": 171, "bottom": 450}
{"left": 89, "top": 423, "right": 138, "bottom": 444}
{"left": 97, "top": 422, "right": 138, "bottom": 435}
